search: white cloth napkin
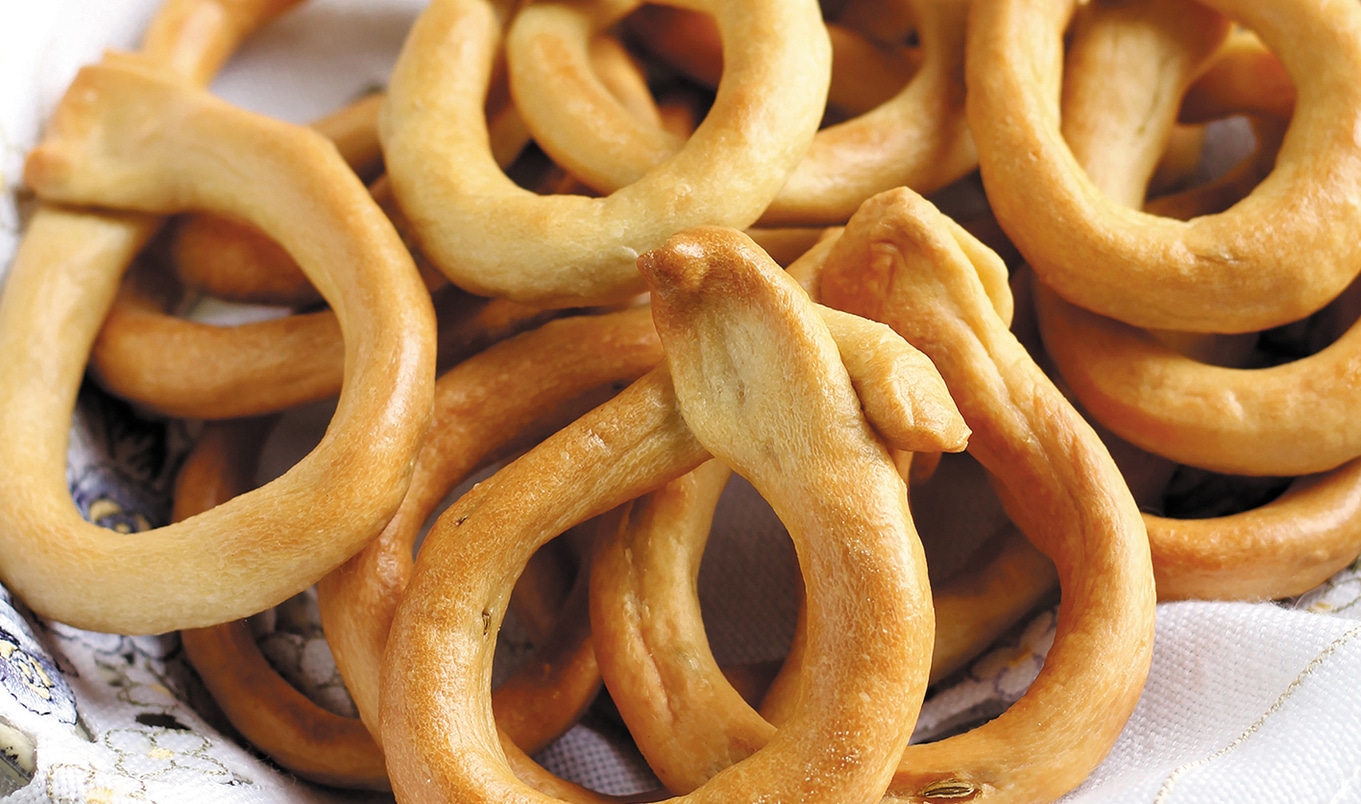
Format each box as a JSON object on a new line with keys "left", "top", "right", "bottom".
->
{"left": 2, "top": 2, "right": 1359, "bottom": 802}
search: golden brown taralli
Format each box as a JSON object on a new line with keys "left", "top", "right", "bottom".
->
{"left": 8, "top": 52, "right": 434, "bottom": 633}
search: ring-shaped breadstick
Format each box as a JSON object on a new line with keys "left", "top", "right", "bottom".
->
{"left": 382, "top": 0, "right": 830, "bottom": 306}
{"left": 967, "top": 0, "right": 1361, "bottom": 333}
{"left": 602, "top": 230, "right": 1094, "bottom": 794}
{"left": 381, "top": 227, "right": 941, "bottom": 804}
{"left": 816, "top": 188, "right": 1154, "bottom": 803}
{"left": 0, "top": 0, "right": 305, "bottom": 626}
{"left": 508, "top": 0, "right": 974, "bottom": 225}
{"left": 317, "top": 307, "right": 663, "bottom": 747}
{"left": 6, "top": 57, "right": 435, "bottom": 634}
{"left": 1036, "top": 289, "right": 1361, "bottom": 477}
{"left": 1032, "top": 0, "right": 1346, "bottom": 477}
{"left": 590, "top": 309, "right": 970, "bottom": 792}
{"left": 1004, "top": 27, "right": 1361, "bottom": 603}
{"left": 90, "top": 257, "right": 543, "bottom": 420}
{"left": 321, "top": 290, "right": 964, "bottom": 744}
{"left": 174, "top": 418, "right": 388, "bottom": 790}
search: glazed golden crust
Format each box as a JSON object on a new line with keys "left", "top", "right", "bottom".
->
{"left": 171, "top": 93, "right": 384, "bottom": 307}
{"left": 1020, "top": 0, "right": 1361, "bottom": 600}
{"left": 318, "top": 307, "right": 663, "bottom": 745}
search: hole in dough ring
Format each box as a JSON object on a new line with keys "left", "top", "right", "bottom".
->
{"left": 966, "top": 0, "right": 1361, "bottom": 333}
{"left": 6, "top": 59, "right": 436, "bottom": 634}
{"left": 381, "top": 0, "right": 831, "bottom": 306}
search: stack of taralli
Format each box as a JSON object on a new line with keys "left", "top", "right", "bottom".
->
{"left": 0, "top": 0, "right": 1356, "bottom": 800}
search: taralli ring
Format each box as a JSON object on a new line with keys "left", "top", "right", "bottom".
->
{"left": 381, "top": 0, "right": 830, "bottom": 306}
{"left": 817, "top": 188, "right": 1155, "bottom": 804}
{"left": 380, "top": 226, "right": 943, "bottom": 804}
{"left": 967, "top": 0, "right": 1361, "bottom": 333}
{"left": 4, "top": 54, "right": 435, "bottom": 634}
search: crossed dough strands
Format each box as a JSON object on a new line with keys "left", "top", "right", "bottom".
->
{"left": 90, "top": 255, "right": 544, "bottom": 420}
{"left": 966, "top": 0, "right": 1361, "bottom": 333}
{"left": 380, "top": 227, "right": 949, "bottom": 803}
{"left": 507, "top": 0, "right": 976, "bottom": 226}
{"left": 171, "top": 92, "right": 384, "bottom": 307}
{"left": 381, "top": 0, "right": 830, "bottom": 307}
{"left": 173, "top": 417, "right": 389, "bottom": 790}
{"left": 8, "top": 52, "right": 435, "bottom": 634}
{"left": 317, "top": 307, "right": 664, "bottom": 749}
{"left": 816, "top": 188, "right": 1155, "bottom": 804}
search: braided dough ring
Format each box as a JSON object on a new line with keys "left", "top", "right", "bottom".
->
{"left": 967, "top": 0, "right": 1361, "bottom": 333}
{"left": 508, "top": 0, "right": 975, "bottom": 225}
{"left": 174, "top": 418, "right": 388, "bottom": 790}
{"left": 381, "top": 228, "right": 941, "bottom": 803}
{"left": 817, "top": 188, "right": 1154, "bottom": 803}
{"left": 7, "top": 56, "right": 435, "bottom": 634}
{"left": 382, "top": 0, "right": 830, "bottom": 306}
